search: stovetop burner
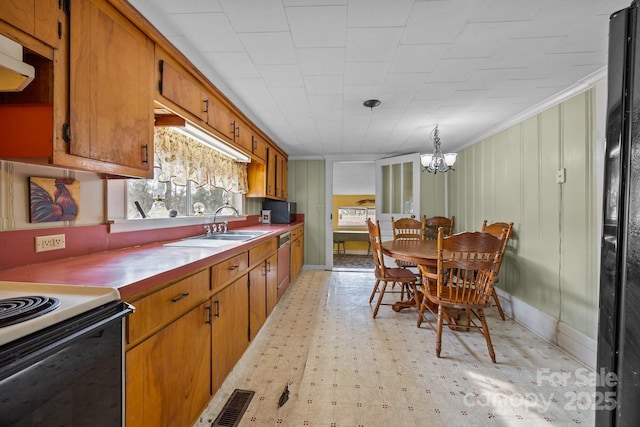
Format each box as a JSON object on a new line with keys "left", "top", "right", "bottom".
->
{"left": 0, "top": 296, "right": 61, "bottom": 328}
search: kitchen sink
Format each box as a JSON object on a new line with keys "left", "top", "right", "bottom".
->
{"left": 203, "top": 230, "right": 271, "bottom": 240}
{"left": 164, "top": 230, "right": 271, "bottom": 248}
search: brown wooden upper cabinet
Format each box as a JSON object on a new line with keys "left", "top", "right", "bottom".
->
{"left": 69, "top": 0, "right": 154, "bottom": 176}
{"left": 0, "top": 0, "right": 155, "bottom": 178}
{"left": 246, "top": 144, "right": 288, "bottom": 201}
{"left": 0, "top": 0, "right": 62, "bottom": 48}
{"left": 158, "top": 59, "right": 207, "bottom": 122}
{"left": 251, "top": 134, "right": 267, "bottom": 162}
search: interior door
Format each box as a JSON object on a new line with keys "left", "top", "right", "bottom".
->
{"left": 375, "top": 153, "right": 421, "bottom": 240}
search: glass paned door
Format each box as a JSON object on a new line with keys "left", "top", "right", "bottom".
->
{"left": 375, "top": 153, "right": 421, "bottom": 239}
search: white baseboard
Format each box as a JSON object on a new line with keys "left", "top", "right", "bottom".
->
{"left": 495, "top": 288, "right": 596, "bottom": 369}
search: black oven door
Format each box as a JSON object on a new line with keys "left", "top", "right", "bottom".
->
{"left": 0, "top": 301, "right": 133, "bottom": 427}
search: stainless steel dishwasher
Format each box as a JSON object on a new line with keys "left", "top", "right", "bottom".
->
{"left": 277, "top": 231, "right": 291, "bottom": 300}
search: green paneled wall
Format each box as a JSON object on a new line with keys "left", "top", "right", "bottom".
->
{"left": 288, "top": 159, "right": 326, "bottom": 266}
{"left": 449, "top": 89, "right": 599, "bottom": 338}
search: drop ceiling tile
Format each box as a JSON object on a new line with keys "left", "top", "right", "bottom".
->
{"left": 346, "top": 28, "right": 403, "bottom": 62}
{"left": 297, "top": 48, "right": 345, "bottom": 75}
{"left": 344, "top": 62, "right": 389, "bottom": 86}
{"left": 219, "top": 0, "right": 289, "bottom": 32}
{"left": 401, "top": 0, "right": 476, "bottom": 45}
{"left": 239, "top": 32, "right": 297, "bottom": 65}
{"left": 304, "top": 75, "right": 344, "bottom": 95}
{"left": 468, "top": 0, "right": 541, "bottom": 22}
{"left": 445, "top": 21, "right": 523, "bottom": 59}
{"left": 347, "top": 0, "right": 414, "bottom": 28}
{"left": 269, "top": 87, "right": 309, "bottom": 105}
{"left": 286, "top": 5, "right": 348, "bottom": 48}
{"left": 201, "top": 52, "right": 260, "bottom": 78}
{"left": 382, "top": 73, "right": 429, "bottom": 94}
{"left": 257, "top": 64, "right": 305, "bottom": 88}
{"left": 171, "top": 13, "right": 244, "bottom": 52}
{"left": 153, "top": 0, "right": 222, "bottom": 14}
{"left": 389, "top": 44, "right": 449, "bottom": 74}
{"left": 427, "top": 58, "right": 486, "bottom": 83}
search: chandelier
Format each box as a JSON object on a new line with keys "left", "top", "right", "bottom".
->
{"left": 420, "top": 125, "right": 457, "bottom": 174}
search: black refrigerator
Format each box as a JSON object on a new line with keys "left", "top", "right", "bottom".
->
{"left": 598, "top": 2, "right": 640, "bottom": 426}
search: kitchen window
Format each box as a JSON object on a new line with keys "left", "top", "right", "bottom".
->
{"left": 337, "top": 207, "right": 376, "bottom": 228}
{"left": 126, "top": 127, "right": 247, "bottom": 219}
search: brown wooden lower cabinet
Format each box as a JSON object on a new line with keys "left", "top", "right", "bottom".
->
{"left": 290, "top": 226, "right": 304, "bottom": 282}
{"left": 126, "top": 301, "right": 212, "bottom": 427}
{"left": 211, "top": 275, "right": 249, "bottom": 393}
{"left": 124, "top": 230, "right": 301, "bottom": 425}
{"left": 248, "top": 252, "right": 277, "bottom": 341}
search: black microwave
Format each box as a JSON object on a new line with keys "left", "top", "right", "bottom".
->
{"left": 262, "top": 200, "right": 296, "bottom": 224}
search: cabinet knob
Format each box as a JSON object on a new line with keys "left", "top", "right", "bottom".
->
{"left": 229, "top": 264, "right": 239, "bottom": 271}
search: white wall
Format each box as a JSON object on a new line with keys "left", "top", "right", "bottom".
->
{"left": 0, "top": 160, "right": 103, "bottom": 230}
{"left": 333, "top": 161, "right": 374, "bottom": 195}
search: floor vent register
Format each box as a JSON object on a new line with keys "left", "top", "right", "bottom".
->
{"left": 211, "top": 389, "right": 255, "bottom": 427}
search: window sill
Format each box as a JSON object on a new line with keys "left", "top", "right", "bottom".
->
{"left": 107, "top": 215, "right": 247, "bottom": 234}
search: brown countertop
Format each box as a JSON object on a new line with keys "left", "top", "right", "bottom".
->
{"left": 0, "top": 222, "right": 303, "bottom": 299}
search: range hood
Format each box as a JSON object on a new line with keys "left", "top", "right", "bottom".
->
{"left": 0, "top": 34, "right": 35, "bottom": 92}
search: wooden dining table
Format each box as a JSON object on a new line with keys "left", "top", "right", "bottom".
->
{"left": 381, "top": 239, "right": 439, "bottom": 312}
{"left": 381, "top": 239, "right": 438, "bottom": 267}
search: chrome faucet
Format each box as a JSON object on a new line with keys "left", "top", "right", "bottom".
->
{"left": 212, "top": 203, "right": 240, "bottom": 232}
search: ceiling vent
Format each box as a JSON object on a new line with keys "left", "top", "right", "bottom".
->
{"left": 0, "top": 34, "right": 35, "bottom": 92}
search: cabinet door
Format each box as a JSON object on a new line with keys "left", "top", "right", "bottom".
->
{"left": 127, "top": 301, "right": 211, "bottom": 427}
{"left": 211, "top": 275, "right": 249, "bottom": 392}
{"left": 266, "top": 252, "right": 278, "bottom": 315}
{"left": 232, "top": 116, "right": 253, "bottom": 153}
{"left": 249, "top": 264, "right": 267, "bottom": 341}
{"left": 207, "top": 95, "right": 234, "bottom": 140}
{"left": 252, "top": 134, "right": 267, "bottom": 162}
{"left": 291, "top": 232, "right": 304, "bottom": 282}
{"left": 70, "top": 0, "right": 154, "bottom": 175}
{"left": 159, "top": 59, "right": 207, "bottom": 121}
{"left": 278, "top": 155, "right": 288, "bottom": 199}
{"left": 0, "top": 0, "right": 60, "bottom": 47}
{"left": 266, "top": 146, "right": 277, "bottom": 198}
{"left": 0, "top": 0, "right": 35, "bottom": 35}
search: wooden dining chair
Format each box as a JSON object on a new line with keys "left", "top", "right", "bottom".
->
{"left": 391, "top": 216, "right": 426, "bottom": 273}
{"left": 424, "top": 215, "right": 455, "bottom": 240}
{"left": 481, "top": 220, "right": 514, "bottom": 320}
{"left": 417, "top": 227, "right": 504, "bottom": 363}
{"left": 366, "top": 219, "right": 418, "bottom": 318}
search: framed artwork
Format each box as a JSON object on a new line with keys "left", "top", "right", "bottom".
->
{"left": 29, "top": 177, "right": 80, "bottom": 223}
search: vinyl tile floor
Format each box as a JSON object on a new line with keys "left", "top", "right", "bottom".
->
{"left": 194, "top": 271, "right": 596, "bottom": 427}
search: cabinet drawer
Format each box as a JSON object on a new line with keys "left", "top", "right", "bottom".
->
{"left": 292, "top": 226, "right": 303, "bottom": 241}
{"left": 127, "top": 269, "right": 210, "bottom": 345}
{"left": 248, "top": 238, "right": 277, "bottom": 268}
{"left": 212, "top": 252, "right": 248, "bottom": 293}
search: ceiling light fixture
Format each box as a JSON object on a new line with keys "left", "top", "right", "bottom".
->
{"left": 363, "top": 99, "right": 381, "bottom": 110}
{"left": 420, "top": 125, "right": 457, "bottom": 174}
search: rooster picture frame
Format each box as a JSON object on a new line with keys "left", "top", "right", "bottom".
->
{"left": 29, "top": 177, "right": 80, "bottom": 223}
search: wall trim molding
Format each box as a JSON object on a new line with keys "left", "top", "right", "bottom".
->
{"left": 458, "top": 67, "right": 607, "bottom": 152}
{"left": 495, "top": 288, "right": 597, "bottom": 369}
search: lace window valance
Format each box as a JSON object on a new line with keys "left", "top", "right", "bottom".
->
{"left": 154, "top": 127, "right": 248, "bottom": 193}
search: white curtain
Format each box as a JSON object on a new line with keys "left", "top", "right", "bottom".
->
{"left": 154, "top": 127, "right": 248, "bottom": 193}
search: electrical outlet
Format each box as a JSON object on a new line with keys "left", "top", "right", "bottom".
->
{"left": 35, "top": 234, "right": 66, "bottom": 253}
